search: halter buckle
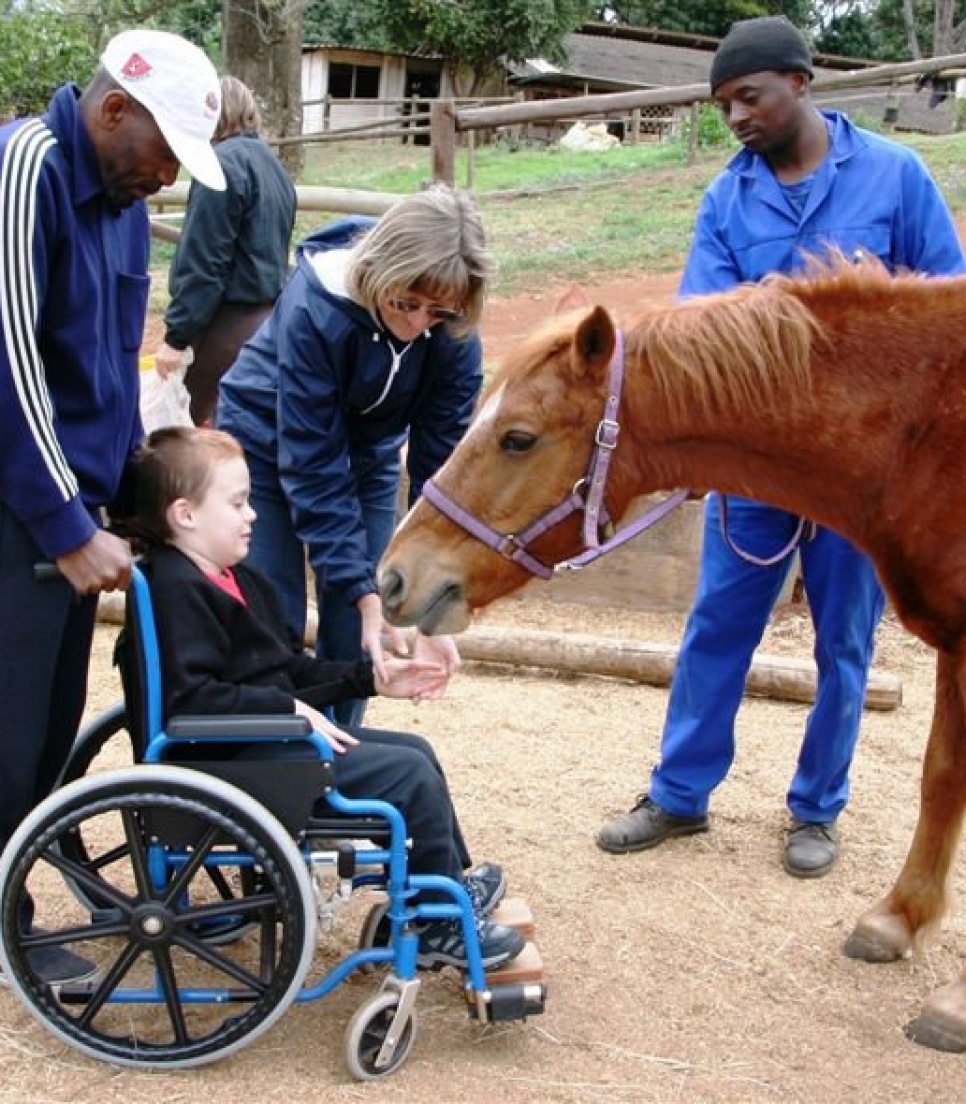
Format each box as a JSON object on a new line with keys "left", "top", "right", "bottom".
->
{"left": 595, "top": 418, "right": 619, "bottom": 449}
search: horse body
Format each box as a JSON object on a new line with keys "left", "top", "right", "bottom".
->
{"left": 379, "top": 260, "right": 966, "bottom": 1050}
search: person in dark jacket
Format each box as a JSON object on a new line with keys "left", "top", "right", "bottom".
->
{"left": 154, "top": 76, "right": 297, "bottom": 425}
{"left": 217, "top": 185, "right": 495, "bottom": 728}
{"left": 132, "top": 425, "right": 524, "bottom": 970}
{"left": 0, "top": 28, "right": 225, "bottom": 988}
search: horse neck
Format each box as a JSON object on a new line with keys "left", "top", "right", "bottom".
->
{"left": 614, "top": 302, "right": 912, "bottom": 543}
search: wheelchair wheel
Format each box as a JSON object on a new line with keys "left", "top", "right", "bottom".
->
{"left": 357, "top": 897, "right": 390, "bottom": 974}
{"left": 0, "top": 765, "right": 316, "bottom": 1069}
{"left": 345, "top": 989, "right": 418, "bottom": 1080}
{"left": 56, "top": 709, "right": 259, "bottom": 945}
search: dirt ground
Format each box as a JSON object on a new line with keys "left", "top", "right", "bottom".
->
{"left": 3, "top": 272, "right": 965, "bottom": 1103}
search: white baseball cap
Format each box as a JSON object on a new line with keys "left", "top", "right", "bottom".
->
{"left": 100, "top": 29, "right": 226, "bottom": 191}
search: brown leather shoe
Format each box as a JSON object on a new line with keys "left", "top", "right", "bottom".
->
{"left": 597, "top": 796, "right": 709, "bottom": 854}
{"left": 783, "top": 820, "right": 839, "bottom": 879}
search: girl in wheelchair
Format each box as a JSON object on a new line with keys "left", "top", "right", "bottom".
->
{"left": 131, "top": 425, "right": 523, "bottom": 971}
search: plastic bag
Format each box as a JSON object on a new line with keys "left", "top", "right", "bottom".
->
{"left": 139, "top": 364, "right": 192, "bottom": 433}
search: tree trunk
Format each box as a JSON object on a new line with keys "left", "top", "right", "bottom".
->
{"left": 222, "top": 0, "right": 304, "bottom": 178}
{"left": 902, "top": 0, "right": 922, "bottom": 58}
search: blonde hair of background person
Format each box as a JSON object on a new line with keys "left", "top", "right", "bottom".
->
{"left": 347, "top": 185, "right": 495, "bottom": 338}
{"left": 214, "top": 75, "right": 262, "bottom": 142}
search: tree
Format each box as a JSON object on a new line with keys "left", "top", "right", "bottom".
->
{"left": 0, "top": 10, "right": 97, "bottom": 117}
{"left": 589, "top": 1, "right": 814, "bottom": 38}
{"left": 370, "top": 0, "right": 595, "bottom": 95}
{"left": 222, "top": 0, "right": 304, "bottom": 175}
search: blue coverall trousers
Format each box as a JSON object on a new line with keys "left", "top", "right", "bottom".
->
{"left": 648, "top": 493, "right": 885, "bottom": 824}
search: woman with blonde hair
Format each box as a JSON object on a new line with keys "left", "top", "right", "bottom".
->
{"left": 217, "top": 185, "right": 495, "bottom": 728}
{"left": 154, "top": 75, "right": 296, "bottom": 424}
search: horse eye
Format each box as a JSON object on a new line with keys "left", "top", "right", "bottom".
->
{"left": 500, "top": 430, "right": 537, "bottom": 454}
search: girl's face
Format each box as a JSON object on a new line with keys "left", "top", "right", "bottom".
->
{"left": 377, "top": 288, "right": 463, "bottom": 342}
{"left": 171, "top": 456, "right": 256, "bottom": 573}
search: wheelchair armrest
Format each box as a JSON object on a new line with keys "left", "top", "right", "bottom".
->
{"left": 166, "top": 714, "right": 313, "bottom": 740}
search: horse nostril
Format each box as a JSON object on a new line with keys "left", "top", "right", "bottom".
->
{"left": 379, "top": 567, "right": 406, "bottom": 613}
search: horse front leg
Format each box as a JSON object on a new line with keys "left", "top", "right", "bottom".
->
{"left": 844, "top": 650, "right": 966, "bottom": 1049}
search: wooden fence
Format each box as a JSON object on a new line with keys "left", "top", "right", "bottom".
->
{"left": 429, "top": 51, "right": 966, "bottom": 185}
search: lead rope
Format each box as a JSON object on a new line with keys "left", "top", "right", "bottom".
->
{"left": 718, "top": 495, "right": 816, "bottom": 567}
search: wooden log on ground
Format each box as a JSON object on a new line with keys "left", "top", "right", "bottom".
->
{"left": 96, "top": 597, "right": 901, "bottom": 710}
{"left": 453, "top": 626, "right": 901, "bottom": 711}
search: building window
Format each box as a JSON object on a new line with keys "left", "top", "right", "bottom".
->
{"left": 329, "top": 62, "right": 380, "bottom": 99}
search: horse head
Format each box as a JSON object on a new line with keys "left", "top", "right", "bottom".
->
{"left": 380, "top": 303, "right": 638, "bottom": 633}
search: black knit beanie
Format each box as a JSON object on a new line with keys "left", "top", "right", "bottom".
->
{"left": 709, "top": 16, "right": 813, "bottom": 92}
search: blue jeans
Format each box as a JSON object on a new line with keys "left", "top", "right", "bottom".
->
{"left": 649, "top": 493, "right": 885, "bottom": 824}
{"left": 244, "top": 451, "right": 399, "bottom": 728}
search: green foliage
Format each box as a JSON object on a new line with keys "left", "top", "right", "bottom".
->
{"left": 369, "top": 0, "right": 594, "bottom": 90}
{"left": 0, "top": 11, "right": 97, "bottom": 117}
{"left": 588, "top": 0, "right": 812, "bottom": 38}
{"left": 678, "top": 102, "right": 736, "bottom": 149}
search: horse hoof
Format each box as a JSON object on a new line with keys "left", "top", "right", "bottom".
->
{"left": 842, "top": 927, "right": 907, "bottom": 963}
{"left": 905, "top": 1015, "right": 966, "bottom": 1053}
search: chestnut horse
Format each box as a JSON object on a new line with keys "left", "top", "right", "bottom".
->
{"left": 379, "top": 258, "right": 966, "bottom": 1052}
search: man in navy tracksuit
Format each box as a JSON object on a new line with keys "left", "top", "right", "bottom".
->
{"left": 0, "top": 29, "right": 225, "bottom": 985}
{"left": 598, "top": 17, "right": 966, "bottom": 877}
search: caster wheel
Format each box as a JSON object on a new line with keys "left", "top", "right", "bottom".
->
{"left": 345, "top": 989, "right": 418, "bottom": 1080}
{"left": 357, "top": 898, "right": 390, "bottom": 973}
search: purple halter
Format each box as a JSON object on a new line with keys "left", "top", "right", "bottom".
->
{"left": 420, "top": 330, "right": 687, "bottom": 580}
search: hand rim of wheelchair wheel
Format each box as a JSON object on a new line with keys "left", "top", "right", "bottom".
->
{"left": 0, "top": 765, "right": 317, "bottom": 1069}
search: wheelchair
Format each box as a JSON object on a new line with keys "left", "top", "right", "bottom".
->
{"left": 0, "top": 565, "right": 545, "bottom": 1078}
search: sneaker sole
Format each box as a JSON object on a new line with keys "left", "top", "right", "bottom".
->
{"left": 596, "top": 820, "right": 709, "bottom": 854}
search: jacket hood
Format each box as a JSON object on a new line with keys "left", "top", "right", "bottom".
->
{"left": 295, "top": 215, "right": 378, "bottom": 327}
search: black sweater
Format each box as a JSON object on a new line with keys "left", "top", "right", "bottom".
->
{"left": 145, "top": 544, "right": 375, "bottom": 721}
{"left": 163, "top": 132, "right": 296, "bottom": 350}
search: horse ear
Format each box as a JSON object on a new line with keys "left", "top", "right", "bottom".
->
{"left": 554, "top": 285, "right": 592, "bottom": 314}
{"left": 573, "top": 305, "right": 616, "bottom": 375}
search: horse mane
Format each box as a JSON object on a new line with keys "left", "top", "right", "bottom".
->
{"left": 628, "top": 255, "right": 900, "bottom": 423}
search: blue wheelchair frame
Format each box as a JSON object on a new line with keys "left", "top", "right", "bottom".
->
{"left": 0, "top": 565, "right": 544, "bottom": 1078}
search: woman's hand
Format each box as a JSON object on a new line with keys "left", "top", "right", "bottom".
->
{"left": 294, "top": 700, "right": 359, "bottom": 754}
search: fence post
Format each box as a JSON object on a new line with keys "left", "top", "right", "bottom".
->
{"left": 631, "top": 107, "right": 641, "bottom": 145}
{"left": 688, "top": 101, "right": 699, "bottom": 166}
{"left": 431, "top": 100, "right": 457, "bottom": 186}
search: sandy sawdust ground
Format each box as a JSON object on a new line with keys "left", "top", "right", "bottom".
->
{"left": 2, "top": 273, "right": 965, "bottom": 1103}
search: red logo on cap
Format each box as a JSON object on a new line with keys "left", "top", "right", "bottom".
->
{"left": 121, "top": 52, "right": 152, "bottom": 80}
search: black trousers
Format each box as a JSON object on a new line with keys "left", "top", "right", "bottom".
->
{"left": 0, "top": 505, "right": 98, "bottom": 853}
{"left": 324, "top": 726, "right": 473, "bottom": 895}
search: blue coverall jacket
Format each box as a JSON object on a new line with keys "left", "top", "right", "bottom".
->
{"left": 650, "top": 110, "right": 965, "bottom": 823}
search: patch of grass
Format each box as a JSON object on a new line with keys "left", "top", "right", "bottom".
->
{"left": 152, "top": 128, "right": 966, "bottom": 303}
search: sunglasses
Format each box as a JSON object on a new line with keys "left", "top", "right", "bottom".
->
{"left": 386, "top": 297, "right": 463, "bottom": 323}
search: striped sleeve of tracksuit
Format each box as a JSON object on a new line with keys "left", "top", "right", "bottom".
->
{"left": 0, "top": 120, "right": 89, "bottom": 549}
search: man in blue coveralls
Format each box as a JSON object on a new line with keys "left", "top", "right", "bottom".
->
{"left": 598, "top": 16, "right": 965, "bottom": 877}
{"left": 0, "top": 29, "right": 225, "bottom": 986}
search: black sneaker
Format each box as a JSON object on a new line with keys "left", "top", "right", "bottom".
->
{"left": 597, "top": 795, "right": 709, "bottom": 854}
{"left": 0, "top": 932, "right": 100, "bottom": 989}
{"left": 463, "top": 861, "right": 507, "bottom": 917}
{"left": 417, "top": 917, "right": 524, "bottom": 970}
